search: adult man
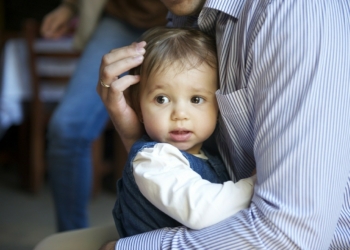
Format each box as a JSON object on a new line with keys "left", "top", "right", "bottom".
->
{"left": 98, "top": 0, "right": 350, "bottom": 249}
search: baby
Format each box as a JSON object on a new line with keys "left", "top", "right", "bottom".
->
{"left": 113, "top": 26, "right": 256, "bottom": 238}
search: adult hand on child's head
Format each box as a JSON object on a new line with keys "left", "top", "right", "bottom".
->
{"left": 97, "top": 42, "right": 146, "bottom": 152}
{"left": 40, "top": 4, "right": 76, "bottom": 39}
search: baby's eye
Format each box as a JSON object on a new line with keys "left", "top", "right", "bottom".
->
{"left": 155, "top": 95, "right": 170, "bottom": 104}
{"left": 191, "top": 96, "right": 204, "bottom": 104}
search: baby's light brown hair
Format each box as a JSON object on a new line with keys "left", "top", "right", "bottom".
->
{"left": 129, "top": 26, "right": 218, "bottom": 120}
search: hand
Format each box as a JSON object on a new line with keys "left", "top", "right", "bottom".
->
{"left": 97, "top": 42, "right": 146, "bottom": 152}
{"left": 40, "top": 4, "right": 76, "bottom": 39}
{"left": 99, "top": 241, "right": 117, "bottom": 250}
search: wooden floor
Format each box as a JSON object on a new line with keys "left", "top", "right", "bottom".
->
{"left": 0, "top": 126, "right": 117, "bottom": 250}
{"left": 0, "top": 166, "right": 116, "bottom": 250}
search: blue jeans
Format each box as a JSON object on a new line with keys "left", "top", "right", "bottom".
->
{"left": 47, "top": 16, "right": 147, "bottom": 232}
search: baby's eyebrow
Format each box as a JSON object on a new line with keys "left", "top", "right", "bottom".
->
{"left": 145, "top": 84, "right": 166, "bottom": 95}
{"left": 189, "top": 86, "right": 216, "bottom": 95}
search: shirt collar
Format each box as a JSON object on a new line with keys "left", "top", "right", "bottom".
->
{"left": 203, "top": 0, "right": 246, "bottom": 19}
{"left": 194, "top": 150, "right": 208, "bottom": 160}
{"left": 166, "top": 0, "right": 246, "bottom": 31}
{"left": 197, "top": 0, "right": 246, "bottom": 34}
{"left": 166, "top": 12, "right": 198, "bottom": 28}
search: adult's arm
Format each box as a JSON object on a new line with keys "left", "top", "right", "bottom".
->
{"left": 133, "top": 143, "right": 255, "bottom": 229}
{"left": 97, "top": 42, "right": 146, "bottom": 152}
{"left": 116, "top": 1, "right": 350, "bottom": 249}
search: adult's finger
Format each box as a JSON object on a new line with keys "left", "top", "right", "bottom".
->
{"left": 107, "top": 41, "right": 146, "bottom": 63}
{"left": 41, "top": 15, "right": 56, "bottom": 37}
{"left": 96, "top": 74, "right": 143, "bottom": 152}
{"left": 100, "top": 54, "right": 144, "bottom": 86}
{"left": 40, "top": 6, "right": 73, "bottom": 38}
{"left": 97, "top": 74, "right": 140, "bottom": 106}
{"left": 99, "top": 42, "right": 146, "bottom": 77}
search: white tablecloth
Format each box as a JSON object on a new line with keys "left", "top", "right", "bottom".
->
{"left": 0, "top": 37, "right": 78, "bottom": 138}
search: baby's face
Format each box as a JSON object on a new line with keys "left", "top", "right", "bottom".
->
{"left": 139, "top": 62, "right": 218, "bottom": 154}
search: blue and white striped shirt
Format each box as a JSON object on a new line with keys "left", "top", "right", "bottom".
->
{"left": 117, "top": 0, "right": 350, "bottom": 249}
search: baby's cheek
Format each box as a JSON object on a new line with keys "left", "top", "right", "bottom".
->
{"left": 144, "top": 121, "right": 164, "bottom": 142}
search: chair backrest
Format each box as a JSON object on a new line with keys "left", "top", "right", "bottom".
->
{"left": 23, "top": 18, "right": 80, "bottom": 108}
{"left": 20, "top": 18, "right": 80, "bottom": 193}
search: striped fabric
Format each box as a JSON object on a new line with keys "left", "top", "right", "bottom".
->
{"left": 117, "top": 0, "right": 350, "bottom": 249}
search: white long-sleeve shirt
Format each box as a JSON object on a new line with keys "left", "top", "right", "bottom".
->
{"left": 133, "top": 143, "right": 255, "bottom": 230}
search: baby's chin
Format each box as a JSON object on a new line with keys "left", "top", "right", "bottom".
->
{"left": 159, "top": 140, "right": 192, "bottom": 151}
{"left": 153, "top": 136, "right": 200, "bottom": 154}
{"left": 169, "top": 142, "right": 200, "bottom": 154}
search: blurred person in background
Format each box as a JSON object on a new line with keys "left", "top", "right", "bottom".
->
{"left": 41, "top": 0, "right": 167, "bottom": 232}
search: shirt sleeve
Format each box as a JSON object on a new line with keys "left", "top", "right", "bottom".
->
{"left": 132, "top": 143, "right": 255, "bottom": 230}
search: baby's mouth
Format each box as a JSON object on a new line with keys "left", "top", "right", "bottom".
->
{"left": 169, "top": 130, "right": 192, "bottom": 142}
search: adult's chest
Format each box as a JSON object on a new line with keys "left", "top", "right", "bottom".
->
{"left": 214, "top": 11, "right": 258, "bottom": 177}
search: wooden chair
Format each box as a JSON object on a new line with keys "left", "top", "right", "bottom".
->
{"left": 20, "top": 18, "right": 127, "bottom": 195}
{"left": 19, "top": 18, "right": 81, "bottom": 193}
